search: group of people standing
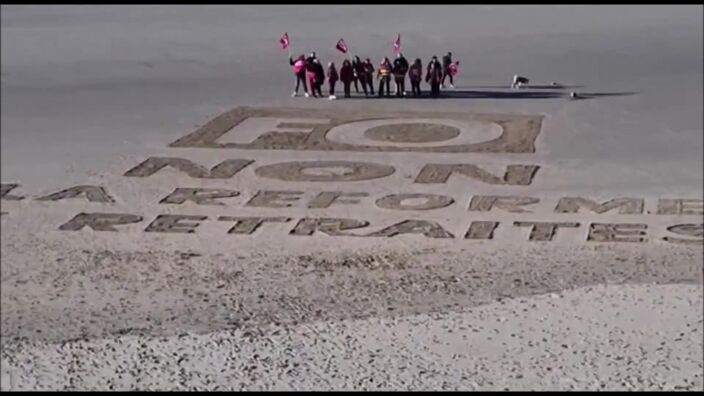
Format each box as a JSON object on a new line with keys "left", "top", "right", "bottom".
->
{"left": 289, "top": 51, "right": 458, "bottom": 99}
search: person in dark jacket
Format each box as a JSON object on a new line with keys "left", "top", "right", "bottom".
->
{"left": 306, "top": 51, "right": 317, "bottom": 65}
{"left": 340, "top": 59, "right": 355, "bottom": 98}
{"left": 392, "top": 53, "right": 409, "bottom": 97}
{"left": 362, "top": 58, "right": 375, "bottom": 95}
{"left": 441, "top": 51, "right": 454, "bottom": 88}
{"left": 408, "top": 58, "right": 423, "bottom": 97}
{"left": 377, "top": 57, "right": 392, "bottom": 98}
{"left": 327, "top": 62, "right": 339, "bottom": 99}
{"left": 426, "top": 56, "right": 441, "bottom": 78}
{"left": 304, "top": 51, "right": 318, "bottom": 88}
{"left": 289, "top": 54, "right": 309, "bottom": 97}
{"left": 426, "top": 57, "right": 443, "bottom": 98}
{"left": 353, "top": 56, "right": 369, "bottom": 96}
{"left": 351, "top": 56, "right": 363, "bottom": 94}
{"left": 311, "top": 58, "right": 325, "bottom": 98}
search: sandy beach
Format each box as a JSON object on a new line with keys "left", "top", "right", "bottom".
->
{"left": 1, "top": 5, "right": 702, "bottom": 390}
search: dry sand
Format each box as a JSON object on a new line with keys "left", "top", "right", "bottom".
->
{"left": 1, "top": 5, "right": 702, "bottom": 391}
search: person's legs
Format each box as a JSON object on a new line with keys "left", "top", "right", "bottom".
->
{"left": 294, "top": 74, "right": 306, "bottom": 95}
{"left": 448, "top": 71, "right": 454, "bottom": 87}
{"left": 360, "top": 77, "right": 368, "bottom": 96}
{"left": 293, "top": 75, "right": 300, "bottom": 95}
{"left": 329, "top": 81, "right": 336, "bottom": 96}
{"left": 400, "top": 80, "right": 406, "bottom": 96}
{"left": 308, "top": 77, "right": 316, "bottom": 97}
{"left": 344, "top": 82, "right": 350, "bottom": 98}
{"left": 298, "top": 74, "right": 310, "bottom": 96}
{"left": 378, "top": 80, "right": 384, "bottom": 97}
{"left": 385, "top": 78, "right": 391, "bottom": 96}
{"left": 368, "top": 77, "right": 374, "bottom": 95}
{"left": 353, "top": 77, "right": 359, "bottom": 93}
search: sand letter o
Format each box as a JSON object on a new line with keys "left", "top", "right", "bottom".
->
{"left": 255, "top": 161, "right": 395, "bottom": 182}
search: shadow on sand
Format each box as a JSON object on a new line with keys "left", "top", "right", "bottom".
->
{"left": 568, "top": 92, "right": 637, "bottom": 100}
{"left": 463, "top": 84, "right": 585, "bottom": 90}
{"left": 332, "top": 90, "right": 635, "bottom": 100}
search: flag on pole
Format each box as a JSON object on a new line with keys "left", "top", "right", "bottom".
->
{"left": 392, "top": 34, "right": 401, "bottom": 53}
{"left": 279, "top": 32, "right": 290, "bottom": 50}
{"left": 335, "top": 38, "right": 348, "bottom": 54}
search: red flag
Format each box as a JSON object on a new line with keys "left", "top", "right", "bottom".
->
{"left": 392, "top": 34, "right": 401, "bottom": 53}
{"left": 279, "top": 32, "right": 290, "bottom": 50}
{"left": 335, "top": 38, "right": 348, "bottom": 54}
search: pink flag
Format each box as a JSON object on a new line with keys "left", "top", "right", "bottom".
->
{"left": 279, "top": 32, "right": 290, "bottom": 50}
{"left": 392, "top": 34, "right": 401, "bottom": 53}
{"left": 335, "top": 38, "right": 348, "bottom": 54}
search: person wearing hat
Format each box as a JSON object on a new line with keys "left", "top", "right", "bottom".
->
{"left": 306, "top": 51, "right": 317, "bottom": 65}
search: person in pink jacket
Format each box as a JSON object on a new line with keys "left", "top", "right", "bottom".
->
{"left": 289, "top": 54, "right": 309, "bottom": 97}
